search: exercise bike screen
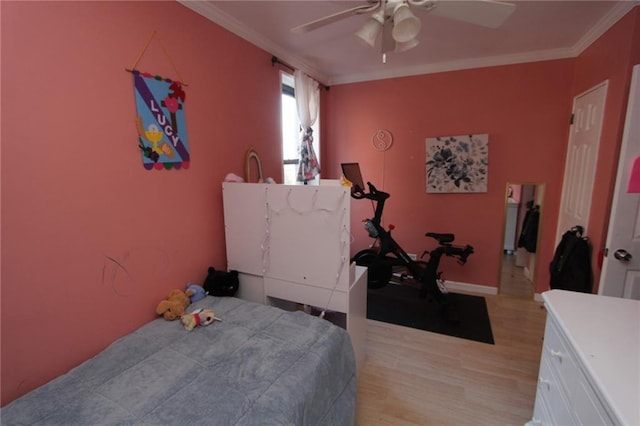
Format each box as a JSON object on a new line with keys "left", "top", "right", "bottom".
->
{"left": 341, "top": 163, "right": 365, "bottom": 191}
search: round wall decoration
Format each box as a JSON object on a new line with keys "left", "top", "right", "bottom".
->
{"left": 372, "top": 129, "right": 393, "bottom": 151}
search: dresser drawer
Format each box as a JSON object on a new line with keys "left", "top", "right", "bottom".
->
{"left": 542, "top": 315, "right": 579, "bottom": 395}
{"left": 535, "top": 356, "right": 575, "bottom": 426}
{"left": 531, "top": 384, "right": 552, "bottom": 425}
{"left": 573, "top": 377, "right": 614, "bottom": 425}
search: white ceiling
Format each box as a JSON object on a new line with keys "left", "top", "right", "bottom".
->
{"left": 178, "top": 0, "right": 639, "bottom": 86}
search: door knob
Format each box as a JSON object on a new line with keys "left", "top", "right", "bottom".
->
{"left": 613, "top": 249, "right": 632, "bottom": 262}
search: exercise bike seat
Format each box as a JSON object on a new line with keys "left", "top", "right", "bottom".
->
{"left": 425, "top": 232, "right": 455, "bottom": 244}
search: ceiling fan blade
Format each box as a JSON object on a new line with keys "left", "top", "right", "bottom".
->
{"left": 427, "top": 0, "right": 516, "bottom": 29}
{"left": 291, "top": 2, "right": 381, "bottom": 34}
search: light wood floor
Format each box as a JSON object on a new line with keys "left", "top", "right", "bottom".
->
{"left": 356, "top": 292, "right": 547, "bottom": 425}
{"left": 500, "top": 252, "right": 534, "bottom": 299}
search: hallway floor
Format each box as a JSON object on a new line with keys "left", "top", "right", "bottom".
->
{"left": 500, "top": 252, "right": 534, "bottom": 299}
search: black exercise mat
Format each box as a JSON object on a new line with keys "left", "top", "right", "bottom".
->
{"left": 367, "top": 284, "right": 495, "bottom": 344}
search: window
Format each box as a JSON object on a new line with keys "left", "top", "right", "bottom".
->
{"left": 281, "top": 72, "right": 320, "bottom": 185}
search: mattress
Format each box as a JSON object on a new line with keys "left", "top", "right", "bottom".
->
{"left": 1, "top": 297, "right": 356, "bottom": 425}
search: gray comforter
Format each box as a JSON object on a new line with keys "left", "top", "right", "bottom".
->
{"left": 1, "top": 297, "right": 356, "bottom": 425}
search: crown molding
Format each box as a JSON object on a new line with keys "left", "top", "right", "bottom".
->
{"left": 179, "top": 0, "right": 640, "bottom": 86}
{"left": 328, "top": 47, "right": 577, "bottom": 85}
{"left": 177, "top": 0, "right": 331, "bottom": 85}
{"left": 329, "top": 2, "right": 640, "bottom": 85}
{"left": 571, "top": 1, "right": 640, "bottom": 56}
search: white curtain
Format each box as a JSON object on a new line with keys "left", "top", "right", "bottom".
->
{"left": 294, "top": 70, "right": 320, "bottom": 182}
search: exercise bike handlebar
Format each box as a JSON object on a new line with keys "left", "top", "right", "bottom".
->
{"left": 351, "top": 182, "right": 390, "bottom": 202}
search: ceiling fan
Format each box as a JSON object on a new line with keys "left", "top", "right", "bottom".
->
{"left": 291, "top": 0, "right": 516, "bottom": 56}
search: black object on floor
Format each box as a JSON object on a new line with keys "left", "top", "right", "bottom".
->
{"left": 367, "top": 284, "right": 495, "bottom": 344}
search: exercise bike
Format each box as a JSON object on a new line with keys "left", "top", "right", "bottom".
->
{"left": 349, "top": 178, "right": 474, "bottom": 318}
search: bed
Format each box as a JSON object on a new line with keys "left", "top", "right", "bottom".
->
{"left": 0, "top": 296, "right": 356, "bottom": 425}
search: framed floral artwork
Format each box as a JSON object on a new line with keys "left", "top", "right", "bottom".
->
{"left": 426, "top": 134, "right": 488, "bottom": 193}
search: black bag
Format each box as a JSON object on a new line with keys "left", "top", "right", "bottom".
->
{"left": 203, "top": 267, "right": 239, "bottom": 297}
{"left": 549, "top": 226, "right": 592, "bottom": 293}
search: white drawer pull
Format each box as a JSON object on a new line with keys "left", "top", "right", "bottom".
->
{"left": 538, "top": 377, "right": 552, "bottom": 391}
{"left": 550, "top": 349, "right": 565, "bottom": 362}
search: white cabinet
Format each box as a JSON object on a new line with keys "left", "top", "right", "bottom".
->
{"left": 529, "top": 290, "right": 639, "bottom": 426}
{"left": 222, "top": 182, "right": 367, "bottom": 372}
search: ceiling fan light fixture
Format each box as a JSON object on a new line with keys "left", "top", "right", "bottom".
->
{"left": 392, "top": 4, "right": 421, "bottom": 43}
{"left": 355, "top": 15, "right": 383, "bottom": 48}
{"left": 395, "top": 37, "right": 419, "bottom": 52}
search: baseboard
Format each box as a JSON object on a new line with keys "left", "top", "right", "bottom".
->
{"left": 446, "top": 281, "right": 498, "bottom": 296}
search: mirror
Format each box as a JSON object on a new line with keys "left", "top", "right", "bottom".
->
{"left": 500, "top": 182, "right": 545, "bottom": 299}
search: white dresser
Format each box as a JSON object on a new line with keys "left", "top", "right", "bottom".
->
{"left": 529, "top": 290, "right": 639, "bottom": 425}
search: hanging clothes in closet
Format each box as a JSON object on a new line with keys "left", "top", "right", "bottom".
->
{"left": 517, "top": 201, "right": 540, "bottom": 253}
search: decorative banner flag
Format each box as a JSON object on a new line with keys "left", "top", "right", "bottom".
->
{"left": 132, "top": 70, "right": 190, "bottom": 170}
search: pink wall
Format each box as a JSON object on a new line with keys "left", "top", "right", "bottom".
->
{"left": 324, "top": 60, "right": 575, "bottom": 291}
{"left": 2, "top": 0, "right": 639, "bottom": 409}
{"left": 1, "top": 1, "right": 283, "bottom": 405}
{"left": 325, "top": 6, "right": 640, "bottom": 295}
{"left": 570, "top": 7, "right": 640, "bottom": 292}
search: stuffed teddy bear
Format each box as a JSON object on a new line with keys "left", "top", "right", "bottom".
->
{"left": 155, "top": 289, "right": 193, "bottom": 321}
{"left": 186, "top": 283, "right": 207, "bottom": 303}
{"left": 181, "top": 308, "right": 220, "bottom": 331}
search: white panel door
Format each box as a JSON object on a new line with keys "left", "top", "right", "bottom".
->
{"left": 600, "top": 65, "right": 640, "bottom": 299}
{"left": 555, "top": 82, "right": 608, "bottom": 243}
